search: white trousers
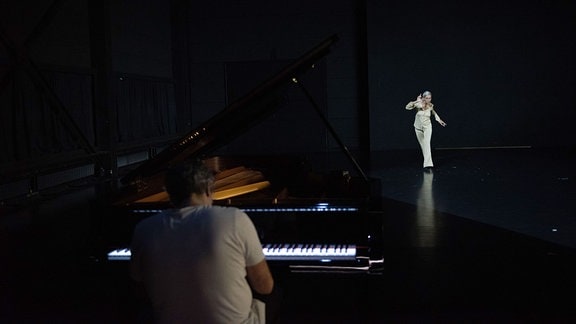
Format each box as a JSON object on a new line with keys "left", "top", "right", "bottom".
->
{"left": 415, "top": 126, "right": 433, "bottom": 168}
{"left": 247, "top": 299, "right": 266, "bottom": 324}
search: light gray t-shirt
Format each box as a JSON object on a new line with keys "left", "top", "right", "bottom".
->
{"left": 130, "top": 205, "right": 266, "bottom": 324}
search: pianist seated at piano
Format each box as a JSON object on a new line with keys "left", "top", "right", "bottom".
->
{"left": 129, "top": 160, "right": 277, "bottom": 323}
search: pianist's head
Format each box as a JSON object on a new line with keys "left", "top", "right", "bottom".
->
{"left": 164, "top": 160, "right": 215, "bottom": 208}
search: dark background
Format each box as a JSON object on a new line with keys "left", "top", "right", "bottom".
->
{"left": 0, "top": 0, "right": 574, "bottom": 220}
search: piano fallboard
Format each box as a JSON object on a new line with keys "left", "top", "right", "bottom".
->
{"left": 116, "top": 204, "right": 373, "bottom": 242}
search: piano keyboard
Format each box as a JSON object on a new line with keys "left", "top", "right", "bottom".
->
{"left": 108, "top": 248, "right": 132, "bottom": 261}
{"left": 262, "top": 243, "right": 356, "bottom": 260}
{"left": 107, "top": 243, "right": 357, "bottom": 262}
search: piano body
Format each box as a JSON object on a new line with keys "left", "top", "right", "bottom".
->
{"left": 102, "top": 34, "right": 384, "bottom": 274}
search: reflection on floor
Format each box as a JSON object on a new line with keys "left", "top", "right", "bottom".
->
{"left": 1, "top": 148, "right": 575, "bottom": 322}
{"left": 372, "top": 147, "right": 576, "bottom": 248}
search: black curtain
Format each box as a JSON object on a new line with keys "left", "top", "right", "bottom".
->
{"left": 114, "top": 74, "right": 177, "bottom": 143}
{"left": 0, "top": 69, "right": 177, "bottom": 167}
{"left": 0, "top": 68, "right": 93, "bottom": 164}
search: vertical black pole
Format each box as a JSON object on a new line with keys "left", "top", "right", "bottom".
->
{"left": 170, "top": 0, "right": 193, "bottom": 133}
{"left": 356, "top": 0, "right": 371, "bottom": 169}
{"left": 89, "top": 0, "right": 117, "bottom": 180}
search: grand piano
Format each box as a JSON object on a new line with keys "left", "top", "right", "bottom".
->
{"left": 102, "top": 34, "right": 384, "bottom": 274}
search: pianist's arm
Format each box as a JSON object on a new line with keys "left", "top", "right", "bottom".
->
{"left": 246, "top": 259, "right": 274, "bottom": 295}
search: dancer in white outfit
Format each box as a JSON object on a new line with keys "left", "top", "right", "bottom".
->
{"left": 405, "top": 91, "right": 447, "bottom": 169}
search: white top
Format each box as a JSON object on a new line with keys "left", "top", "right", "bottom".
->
{"left": 406, "top": 100, "right": 442, "bottom": 130}
{"left": 130, "top": 205, "right": 266, "bottom": 324}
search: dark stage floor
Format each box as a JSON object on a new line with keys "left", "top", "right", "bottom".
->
{"left": 1, "top": 147, "right": 575, "bottom": 323}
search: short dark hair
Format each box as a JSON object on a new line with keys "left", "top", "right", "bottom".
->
{"left": 164, "top": 160, "right": 214, "bottom": 207}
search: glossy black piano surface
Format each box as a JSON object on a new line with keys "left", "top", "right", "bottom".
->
{"left": 100, "top": 34, "right": 384, "bottom": 274}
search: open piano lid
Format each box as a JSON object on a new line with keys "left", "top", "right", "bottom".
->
{"left": 120, "top": 34, "right": 340, "bottom": 187}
